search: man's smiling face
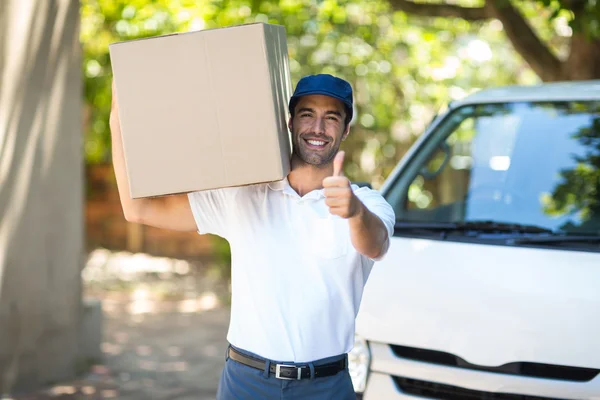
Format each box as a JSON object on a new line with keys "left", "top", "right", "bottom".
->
{"left": 289, "top": 94, "right": 350, "bottom": 167}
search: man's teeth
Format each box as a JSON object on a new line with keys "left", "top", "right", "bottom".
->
{"left": 307, "top": 140, "right": 326, "bottom": 146}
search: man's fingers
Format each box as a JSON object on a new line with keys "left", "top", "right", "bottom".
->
{"left": 323, "top": 176, "right": 350, "bottom": 188}
{"left": 325, "top": 197, "right": 348, "bottom": 207}
{"left": 324, "top": 186, "right": 351, "bottom": 198}
{"left": 333, "top": 151, "right": 345, "bottom": 177}
{"left": 327, "top": 206, "right": 352, "bottom": 219}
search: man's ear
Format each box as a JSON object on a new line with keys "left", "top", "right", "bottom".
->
{"left": 342, "top": 124, "right": 350, "bottom": 141}
{"left": 288, "top": 117, "right": 293, "bottom": 132}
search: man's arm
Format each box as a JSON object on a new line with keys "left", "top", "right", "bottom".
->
{"left": 110, "top": 80, "right": 196, "bottom": 232}
{"left": 347, "top": 203, "right": 389, "bottom": 259}
{"left": 323, "top": 151, "right": 389, "bottom": 259}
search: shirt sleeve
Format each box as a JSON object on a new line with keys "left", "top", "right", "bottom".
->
{"left": 353, "top": 186, "right": 396, "bottom": 261}
{"left": 187, "top": 187, "right": 238, "bottom": 238}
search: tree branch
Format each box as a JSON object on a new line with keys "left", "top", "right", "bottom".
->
{"left": 484, "top": 0, "right": 562, "bottom": 81}
{"left": 388, "top": 0, "right": 492, "bottom": 20}
{"left": 390, "top": 0, "right": 566, "bottom": 81}
{"left": 560, "top": 0, "right": 586, "bottom": 13}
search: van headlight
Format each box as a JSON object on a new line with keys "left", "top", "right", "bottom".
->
{"left": 348, "top": 334, "right": 371, "bottom": 393}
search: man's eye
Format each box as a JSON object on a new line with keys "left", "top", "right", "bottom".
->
{"left": 300, "top": 113, "right": 311, "bottom": 118}
{"left": 327, "top": 116, "right": 339, "bottom": 121}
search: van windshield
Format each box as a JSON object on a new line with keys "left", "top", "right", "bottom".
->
{"left": 386, "top": 101, "right": 600, "bottom": 237}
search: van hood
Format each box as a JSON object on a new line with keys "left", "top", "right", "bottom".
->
{"left": 356, "top": 237, "right": 600, "bottom": 369}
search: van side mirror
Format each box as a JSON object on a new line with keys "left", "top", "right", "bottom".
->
{"left": 420, "top": 142, "right": 450, "bottom": 180}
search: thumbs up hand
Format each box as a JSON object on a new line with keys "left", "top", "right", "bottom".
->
{"left": 323, "top": 151, "right": 361, "bottom": 219}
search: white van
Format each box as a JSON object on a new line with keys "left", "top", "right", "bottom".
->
{"left": 349, "top": 81, "right": 600, "bottom": 399}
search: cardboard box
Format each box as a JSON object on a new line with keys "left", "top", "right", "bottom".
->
{"left": 109, "top": 23, "right": 293, "bottom": 198}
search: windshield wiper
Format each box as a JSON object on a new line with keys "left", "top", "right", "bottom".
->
{"left": 394, "top": 220, "right": 554, "bottom": 234}
{"left": 511, "top": 235, "right": 600, "bottom": 245}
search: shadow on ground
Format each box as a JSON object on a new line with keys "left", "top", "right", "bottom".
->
{"left": 9, "top": 249, "right": 232, "bottom": 400}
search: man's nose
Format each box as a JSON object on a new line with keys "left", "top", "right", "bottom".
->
{"left": 312, "top": 117, "right": 326, "bottom": 134}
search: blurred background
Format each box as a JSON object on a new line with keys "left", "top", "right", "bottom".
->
{"left": 1, "top": 0, "right": 598, "bottom": 399}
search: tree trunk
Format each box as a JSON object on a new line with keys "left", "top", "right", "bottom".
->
{"left": 561, "top": 35, "right": 600, "bottom": 81}
{"left": 0, "top": 0, "right": 84, "bottom": 392}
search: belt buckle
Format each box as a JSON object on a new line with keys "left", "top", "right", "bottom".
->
{"left": 275, "top": 364, "right": 302, "bottom": 380}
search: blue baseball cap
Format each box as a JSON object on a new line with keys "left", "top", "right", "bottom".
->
{"left": 288, "top": 74, "right": 353, "bottom": 122}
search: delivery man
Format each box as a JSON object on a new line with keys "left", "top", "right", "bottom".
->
{"left": 110, "top": 73, "right": 395, "bottom": 399}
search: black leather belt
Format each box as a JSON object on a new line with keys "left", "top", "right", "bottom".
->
{"left": 227, "top": 345, "right": 347, "bottom": 380}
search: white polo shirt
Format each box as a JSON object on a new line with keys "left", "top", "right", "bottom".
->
{"left": 187, "top": 177, "right": 395, "bottom": 362}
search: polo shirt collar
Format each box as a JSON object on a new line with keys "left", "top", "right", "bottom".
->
{"left": 267, "top": 177, "right": 324, "bottom": 200}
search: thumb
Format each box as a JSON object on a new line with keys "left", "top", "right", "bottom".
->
{"left": 333, "top": 151, "right": 345, "bottom": 177}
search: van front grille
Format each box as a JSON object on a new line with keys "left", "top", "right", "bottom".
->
{"left": 393, "top": 376, "right": 566, "bottom": 400}
{"left": 390, "top": 344, "right": 599, "bottom": 382}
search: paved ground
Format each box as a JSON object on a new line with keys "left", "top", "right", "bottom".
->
{"left": 8, "top": 249, "right": 232, "bottom": 400}
{"left": 13, "top": 306, "right": 231, "bottom": 400}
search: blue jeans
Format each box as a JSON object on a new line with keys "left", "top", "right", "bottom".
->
{"left": 216, "top": 345, "right": 356, "bottom": 399}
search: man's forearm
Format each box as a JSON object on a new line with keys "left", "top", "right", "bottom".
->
{"left": 348, "top": 202, "right": 388, "bottom": 259}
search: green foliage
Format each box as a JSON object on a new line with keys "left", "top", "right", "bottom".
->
{"left": 543, "top": 112, "right": 600, "bottom": 228}
{"left": 533, "top": 0, "right": 600, "bottom": 38}
{"left": 82, "top": 0, "right": 537, "bottom": 186}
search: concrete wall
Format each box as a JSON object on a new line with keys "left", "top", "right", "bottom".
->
{"left": 0, "top": 0, "right": 83, "bottom": 392}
